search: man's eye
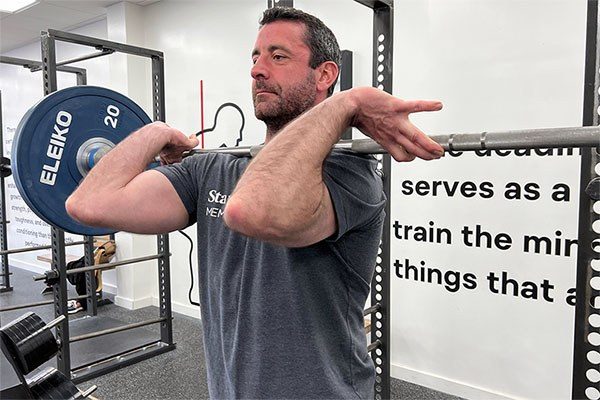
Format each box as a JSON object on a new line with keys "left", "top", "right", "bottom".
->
{"left": 273, "top": 54, "right": 285, "bottom": 60}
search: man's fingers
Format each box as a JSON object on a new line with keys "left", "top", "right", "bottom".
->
{"left": 395, "top": 121, "right": 444, "bottom": 159}
{"left": 388, "top": 144, "right": 415, "bottom": 162}
{"left": 189, "top": 135, "right": 200, "bottom": 148}
{"left": 402, "top": 99, "right": 443, "bottom": 113}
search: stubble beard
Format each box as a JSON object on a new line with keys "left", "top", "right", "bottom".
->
{"left": 253, "top": 74, "right": 317, "bottom": 137}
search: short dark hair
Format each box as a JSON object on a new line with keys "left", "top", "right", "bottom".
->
{"left": 259, "top": 7, "right": 341, "bottom": 96}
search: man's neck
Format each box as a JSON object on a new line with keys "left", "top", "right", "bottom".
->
{"left": 264, "top": 120, "right": 289, "bottom": 143}
{"left": 262, "top": 96, "right": 326, "bottom": 143}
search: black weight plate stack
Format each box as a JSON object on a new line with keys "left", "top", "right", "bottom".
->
{"left": 0, "top": 312, "right": 58, "bottom": 375}
{"left": 28, "top": 368, "right": 81, "bottom": 400}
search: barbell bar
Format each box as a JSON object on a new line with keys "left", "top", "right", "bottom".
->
{"left": 9, "top": 86, "right": 600, "bottom": 236}
{"left": 188, "top": 126, "right": 600, "bottom": 158}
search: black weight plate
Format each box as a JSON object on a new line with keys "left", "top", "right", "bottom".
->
{"left": 12, "top": 86, "right": 151, "bottom": 235}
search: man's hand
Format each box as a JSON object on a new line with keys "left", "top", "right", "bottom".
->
{"left": 348, "top": 87, "right": 444, "bottom": 162}
{"left": 148, "top": 122, "right": 199, "bottom": 165}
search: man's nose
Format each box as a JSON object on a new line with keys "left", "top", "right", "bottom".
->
{"left": 251, "top": 56, "right": 270, "bottom": 80}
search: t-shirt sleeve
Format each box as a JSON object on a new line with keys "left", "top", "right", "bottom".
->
{"left": 322, "top": 149, "right": 386, "bottom": 241}
{"left": 154, "top": 154, "right": 211, "bottom": 226}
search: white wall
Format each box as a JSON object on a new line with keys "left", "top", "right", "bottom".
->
{"left": 390, "top": 1, "right": 586, "bottom": 399}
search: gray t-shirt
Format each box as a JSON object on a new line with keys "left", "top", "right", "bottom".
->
{"left": 157, "top": 149, "right": 385, "bottom": 399}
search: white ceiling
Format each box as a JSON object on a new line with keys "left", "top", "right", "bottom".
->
{"left": 0, "top": 0, "right": 157, "bottom": 53}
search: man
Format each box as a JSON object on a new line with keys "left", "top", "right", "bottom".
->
{"left": 67, "top": 7, "right": 444, "bottom": 399}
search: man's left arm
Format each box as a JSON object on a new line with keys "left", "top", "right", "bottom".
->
{"left": 224, "top": 87, "right": 443, "bottom": 247}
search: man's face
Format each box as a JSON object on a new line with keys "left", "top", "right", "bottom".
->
{"left": 251, "top": 21, "right": 318, "bottom": 127}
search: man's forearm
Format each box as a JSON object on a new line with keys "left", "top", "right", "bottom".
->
{"left": 225, "top": 90, "right": 356, "bottom": 241}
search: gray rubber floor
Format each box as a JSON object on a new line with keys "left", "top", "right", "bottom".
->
{"left": 1, "top": 266, "right": 463, "bottom": 400}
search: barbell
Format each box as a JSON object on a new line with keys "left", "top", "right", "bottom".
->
{"left": 8, "top": 86, "right": 600, "bottom": 236}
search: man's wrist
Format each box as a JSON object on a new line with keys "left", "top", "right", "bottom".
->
{"left": 133, "top": 122, "right": 172, "bottom": 156}
{"left": 339, "top": 88, "right": 360, "bottom": 127}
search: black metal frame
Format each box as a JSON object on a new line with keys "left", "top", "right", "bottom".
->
{"left": 574, "top": 1, "right": 600, "bottom": 399}
{"left": 341, "top": 1, "right": 393, "bottom": 399}
{"left": 39, "top": 29, "right": 175, "bottom": 383}
{"left": 340, "top": 50, "right": 354, "bottom": 140}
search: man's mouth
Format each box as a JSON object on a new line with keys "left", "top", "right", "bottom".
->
{"left": 255, "top": 89, "right": 275, "bottom": 95}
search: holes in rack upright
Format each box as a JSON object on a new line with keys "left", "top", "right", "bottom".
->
{"left": 591, "top": 313, "right": 600, "bottom": 328}
{"left": 587, "top": 387, "right": 600, "bottom": 400}
{"left": 588, "top": 368, "right": 600, "bottom": 383}
{"left": 589, "top": 332, "right": 600, "bottom": 346}
{"left": 587, "top": 350, "right": 600, "bottom": 365}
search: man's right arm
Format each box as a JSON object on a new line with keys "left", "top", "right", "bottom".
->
{"left": 66, "top": 122, "right": 198, "bottom": 234}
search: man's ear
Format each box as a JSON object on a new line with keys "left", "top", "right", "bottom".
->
{"left": 315, "top": 61, "right": 339, "bottom": 94}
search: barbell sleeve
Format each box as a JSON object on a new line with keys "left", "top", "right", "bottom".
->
{"left": 186, "top": 126, "right": 599, "bottom": 158}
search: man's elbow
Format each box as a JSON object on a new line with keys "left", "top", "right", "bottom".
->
{"left": 223, "top": 198, "right": 291, "bottom": 243}
{"left": 65, "top": 194, "right": 102, "bottom": 227}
